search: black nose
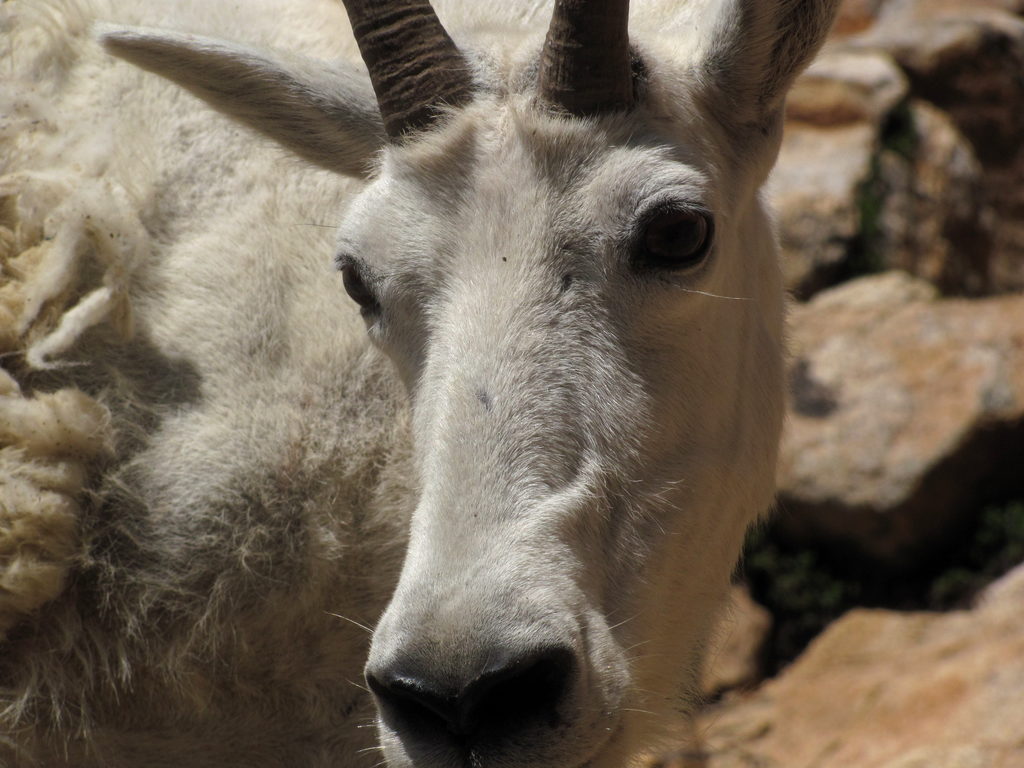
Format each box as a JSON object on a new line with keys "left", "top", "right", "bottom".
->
{"left": 366, "top": 644, "right": 574, "bottom": 739}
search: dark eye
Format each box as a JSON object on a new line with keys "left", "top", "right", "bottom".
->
{"left": 635, "top": 208, "right": 713, "bottom": 270}
{"left": 340, "top": 261, "right": 379, "bottom": 312}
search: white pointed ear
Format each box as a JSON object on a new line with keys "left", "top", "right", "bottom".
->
{"left": 96, "top": 24, "right": 384, "bottom": 177}
{"left": 700, "top": 0, "right": 840, "bottom": 133}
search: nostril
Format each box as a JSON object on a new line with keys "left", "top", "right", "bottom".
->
{"left": 463, "top": 645, "right": 574, "bottom": 732}
{"left": 366, "top": 644, "right": 575, "bottom": 739}
{"left": 365, "top": 668, "right": 461, "bottom": 732}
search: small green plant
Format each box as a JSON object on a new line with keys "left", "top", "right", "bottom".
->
{"left": 881, "top": 101, "right": 920, "bottom": 162}
{"left": 740, "top": 499, "right": 1024, "bottom": 671}
{"left": 928, "top": 501, "right": 1024, "bottom": 609}
{"left": 740, "top": 527, "right": 863, "bottom": 671}
{"left": 839, "top": 101, "right": 919, "bottom": 283}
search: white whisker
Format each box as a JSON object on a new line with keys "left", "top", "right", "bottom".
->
{"left": 608, "top": 614, "right": 639, "bottom": 631}
{"left": 679, "top": 288, "right": 751, "bottom": 301}
{"left": 326, "top": 611, "right": 374, "bottom": 634}
{"left": 346, "top": 678, "right": 370, "bottom": 693}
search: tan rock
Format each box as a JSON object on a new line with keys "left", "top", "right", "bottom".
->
{"left": 702, "top": 585, "right": 772, "bottom": 697}
{"left": 770, "top": 122, "right": 877, "bottom": 297}
{"left": 778, "top": 272, "right": 1024, "bottom": 564}
{"left": 828, "top": 0, "right": 1024, "bottom": 39}
{"left": 832, "top": 0, "right": 887, "bottom": 37}
{"left": 787, "top": 49, "right": 907, "bottom": 127}
{"left": 699, "top": 564, "right": 1024, "bottom": 768}
{"left": 853, "top": 1, "right": 1024, "bottom": 292}
{"left": 873, "top": 101, "right": 994, "bottom": 295}
{"left": 775, "top": 48, "right": 908, "bottom": 297}
{"left": 777, "top": 81, "right": 994, "bottom": 297}
{"left": 863, "top": 1, "right": 1024, "bottom": 87}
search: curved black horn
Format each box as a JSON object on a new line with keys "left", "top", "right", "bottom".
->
{"left": 538, "top": 0, "right": 634, "bottom": 115}
{"left": 341, "top": 0, "right": 473, "bottom": 139}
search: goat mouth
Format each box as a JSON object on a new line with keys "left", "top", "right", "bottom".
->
{"left": 382, "top": 712, "right": 622, "bottom": 768}
{"left": 454, "top": 730, "right": 621, "bottom": 768}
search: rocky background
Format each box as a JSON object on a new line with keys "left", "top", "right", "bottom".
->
{"left": 654, "top": 1, "right": 1024, "bottom": 765}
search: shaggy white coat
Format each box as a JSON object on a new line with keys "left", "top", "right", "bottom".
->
{"left": 0, "top": 0, "right": 837, "bottom": 765}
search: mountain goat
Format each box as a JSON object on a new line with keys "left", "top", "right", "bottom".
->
{"left": 0, "top": 0, "right": 838, "bottom": 765}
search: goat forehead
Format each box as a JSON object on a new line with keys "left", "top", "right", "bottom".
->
{"left": 387, "top": 101, "right": 712, "bottom": 210}
{"left": 346, "top": 104, "right": 715, "bottom": 278}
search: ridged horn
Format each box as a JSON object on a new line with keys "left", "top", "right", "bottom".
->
{"left": 538, "top": 0, "right": 634, "bottom": 115}
{"left": 341, "top": 0, "right": 473, "bottom": 139}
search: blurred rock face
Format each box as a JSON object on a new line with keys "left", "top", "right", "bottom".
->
{"left": 772, "top": 0, "right": 1024, "bottom": 297}
{"left": 771, "top": 49, "right": 912, "bottom": 297}
{"left": 768, "top": 0, "right": 1024, "bottom": 566}
{"left": 699, "top": 564, "right": 1024, "bottom": 768}
{"left": 778, "top": 272, "right": 1024, "bottom": 566}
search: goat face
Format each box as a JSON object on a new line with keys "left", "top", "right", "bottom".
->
{"left": 100, "top": 0, "right": 838, "bottom": 765}
{"left": 341, "top": 100, "right": 784, "bottom": 766}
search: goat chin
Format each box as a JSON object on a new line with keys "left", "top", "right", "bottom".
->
{"left": 0, "top": 0, "right": 837, "bottom": 766}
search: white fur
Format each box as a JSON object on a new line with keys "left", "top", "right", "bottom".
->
{"left": 0, "top": 0, "right": 837, "bottom": 766}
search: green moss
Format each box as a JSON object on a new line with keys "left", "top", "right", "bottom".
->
{"left": 839, "top": 101, "right": 919, "bottom": 283}
{"left": 929, "top": 501, "right": 1024, "bottom": 608}
{"left": 740, "top": 528, "right": 861, "bottom": 671}
{"left": 881, "top": 101, "right": 920, "bottom": 162}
